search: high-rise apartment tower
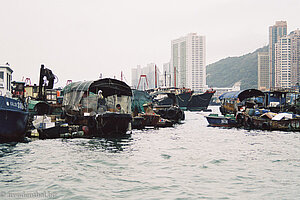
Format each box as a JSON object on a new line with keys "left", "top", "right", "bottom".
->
{"left": 171, "top": 33, "right": 206, "bottom": 91}
{"left": 269, "top": 21, "right": 287, "bottom": 88}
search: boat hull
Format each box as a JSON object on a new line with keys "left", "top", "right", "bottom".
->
{"left": 0, "top": 97, "right": 28, "bottom": 142}
{"left": 243, "top": 114, "right": 300, "bottom": 131}
{"left": 93, "top": 113, "right": 132, "bottom": 137}
{"left": 205, "top": 115, "right": 238, "bottom": 127}
{"left": 178, "top": 92, "right": 215, "bottom": 111}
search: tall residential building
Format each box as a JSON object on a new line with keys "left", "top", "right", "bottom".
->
{"left": 275, "top": 35, "right": 291, "bottom": 88}
{"left": 274, "top": 29, "right": 300, "bottom": 88}
{"left": 171, "top": 33, "right": 206, "bottom": 91}
{"left": 258, "top": 52, "right": 269, "bottom": 90}
{"left": 131, "top": 65, "right": 142, "bottom": 89}
{"left": 290, "top": 29, "right": 300, "bottom": 86}
{"left": 269, "top": 21, "right": 287, "bottom": 88}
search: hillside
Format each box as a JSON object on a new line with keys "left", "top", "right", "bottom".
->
{"left": 206, "top": 46, "right": 268, "bottom": 90}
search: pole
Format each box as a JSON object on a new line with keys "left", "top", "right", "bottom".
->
{"left": 155, "top": 65, "right": 157, "bottom": 88}
{"left": 38, "top": 64, "right": 45, "bottom": 100}
{"left": 174, "top": 66, "right": 176, "bottom": 88}
{"left": 164, "top": 71, "right": 167, "bottom": 87}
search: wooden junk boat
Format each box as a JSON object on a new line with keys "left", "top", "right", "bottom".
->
{"left": 215, "top": 88, "right": 300, "bottom": 131}
{"left": 237, "top": 88, "right": 300, "bottom": 131}
{"left": 62, "top": 78, "right": 132, "bottom": 137}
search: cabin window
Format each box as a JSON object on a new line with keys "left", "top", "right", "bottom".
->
{"left": 7, "top": 73, "right": 11, "bottom": 91}
{"left": 0, "top": 72, "right": 3, "bottom": 82}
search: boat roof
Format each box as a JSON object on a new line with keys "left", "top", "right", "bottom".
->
{"left": 219, "top": 89, "right": 265, "bottom": 101}
{"left": 63, "top": 78, "right": 132, "bottom": 97}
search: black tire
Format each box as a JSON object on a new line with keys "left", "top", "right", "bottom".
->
{"left": 261, "top": 122, "right": 270, "bottom": 130}
{"left": 167, "top": 109, "right": 176, "bottom": 119}
{"left": 34, "top": 102, "right": 51, "bottom": 115}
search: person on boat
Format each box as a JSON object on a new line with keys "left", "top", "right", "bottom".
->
{"left": 116, "top": 104, "right": 125, "bottom": 113}
{"left": 97, "top": 90, "right": 106, "bottom": 113}
{"left": 143, "top": 103, "right": 155, "bottom": 114}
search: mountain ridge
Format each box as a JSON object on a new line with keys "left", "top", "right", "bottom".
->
{"left": 206, "top": 46, "right": 268, "bottom": 90}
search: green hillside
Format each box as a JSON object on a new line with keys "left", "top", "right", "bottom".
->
{"left": 206, "top": 46, "right": 268, "bottom": 90}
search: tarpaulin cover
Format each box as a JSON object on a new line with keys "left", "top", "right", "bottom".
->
{"left": 131, "top": 89, "right": 153, "bottom": 113}
{"left": 62, "top": 78, "right": 132, "bottom": 112}
{"left": 219, "top": 89, "right": 265, "bottom": 101}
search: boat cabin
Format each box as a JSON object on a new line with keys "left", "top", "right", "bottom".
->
{"left": 219, "top": 89, "right": 265, "bottom": 115}
{"left": 0, "top": 64, "right": 13, "bottom": 97}
{"left": 62, "top": 78, "right": 133, "bottom": 136}
{"left": 63, "top": 78, "right": 132, "bottom": 118}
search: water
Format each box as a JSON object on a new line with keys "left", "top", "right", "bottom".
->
{"left": 0, "top": 106, "right": 299, "bottom": 199}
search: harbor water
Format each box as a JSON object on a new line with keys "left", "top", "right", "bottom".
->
{"left": 0, "top": 106, "right": 299, "bottom": 199}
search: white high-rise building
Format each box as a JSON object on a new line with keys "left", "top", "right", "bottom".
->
{"left": 131, "top": 65, "right": 142, "bottom": 89}
{"left": 274, "top": 30, "right": 300, "bottom": 88}
{"left": 275, "top": 35, "right": 291, "bottom": 88}
{"left": 171, "top": 33, "right": 206, "bottom": 91}
{"left": 269, "top": 21, "right": 287, "bottom": 88}
{"left": 290, "top": 29, "right": 300, "bottom": 86}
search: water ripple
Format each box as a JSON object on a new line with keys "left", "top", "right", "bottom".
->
{"left": 0, "top": 108, "right": 299, "bottom": 199}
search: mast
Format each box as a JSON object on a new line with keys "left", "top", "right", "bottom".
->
{"left": 38, "top": 64, "right": 45, "bottom": 100}
{"left": 164, "top": 71, "right": 167, "bottom": 87}
{"left": 174, "top": 65, "right": 176, "bottom": 88}
{"left": 155, "top": 65, "right": 157, "bottom": 88}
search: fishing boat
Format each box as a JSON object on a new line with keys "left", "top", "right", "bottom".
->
{"left": 236, "top": 88, "right": 300, "bottom": 131}
{"left": 0, "top": 64, "right": 28, "bottom": 142}
{"left": 219, "top": 89, "right": 265, "bottom": 115}
{"left": 205, "top": 113, "right": 238, "bottom": 127}
{"left": 149, "top": 87, "right": 215, "bottom": 111}
{"left": 62, "top": 78, "right": 132, "bottom": 137}
{"left": 152, "top": 92, "right": 185, "bottom": 123}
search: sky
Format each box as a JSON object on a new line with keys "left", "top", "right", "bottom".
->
{"left": 0, "top": 0, "right": 299, "bottom": 87}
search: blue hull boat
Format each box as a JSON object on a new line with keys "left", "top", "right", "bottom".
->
{"left": 0, "top": 96, "right": 28, "bottom": 142}
{"left": 205, "top": 114, "right": 238, "bottom": 127}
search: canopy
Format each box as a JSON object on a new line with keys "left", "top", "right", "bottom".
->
{"left": 89, "top": 78, "right": 132, "bottom": 97}
{"left": 219, "top": 89, "right": 265, "bottom": 101}
{"left": 63, "top": 78, "right": 132, "bottom": 111}
{"left": 63, "top": 78, "right": 132, "bottom": 97}
{"left": 63, "top": 81, "right": 94, "bottom": 93}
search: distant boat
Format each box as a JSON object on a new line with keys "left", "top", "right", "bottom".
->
{"left": 149, "top": 87, "right": 215, "bottom": 111}
{"left": 0, "top": 65, "right": 28, "bottom": 142}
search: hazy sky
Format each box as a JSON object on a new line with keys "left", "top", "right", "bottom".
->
{"left": 0, "top": 0, "right": 299, "bottom": 87}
